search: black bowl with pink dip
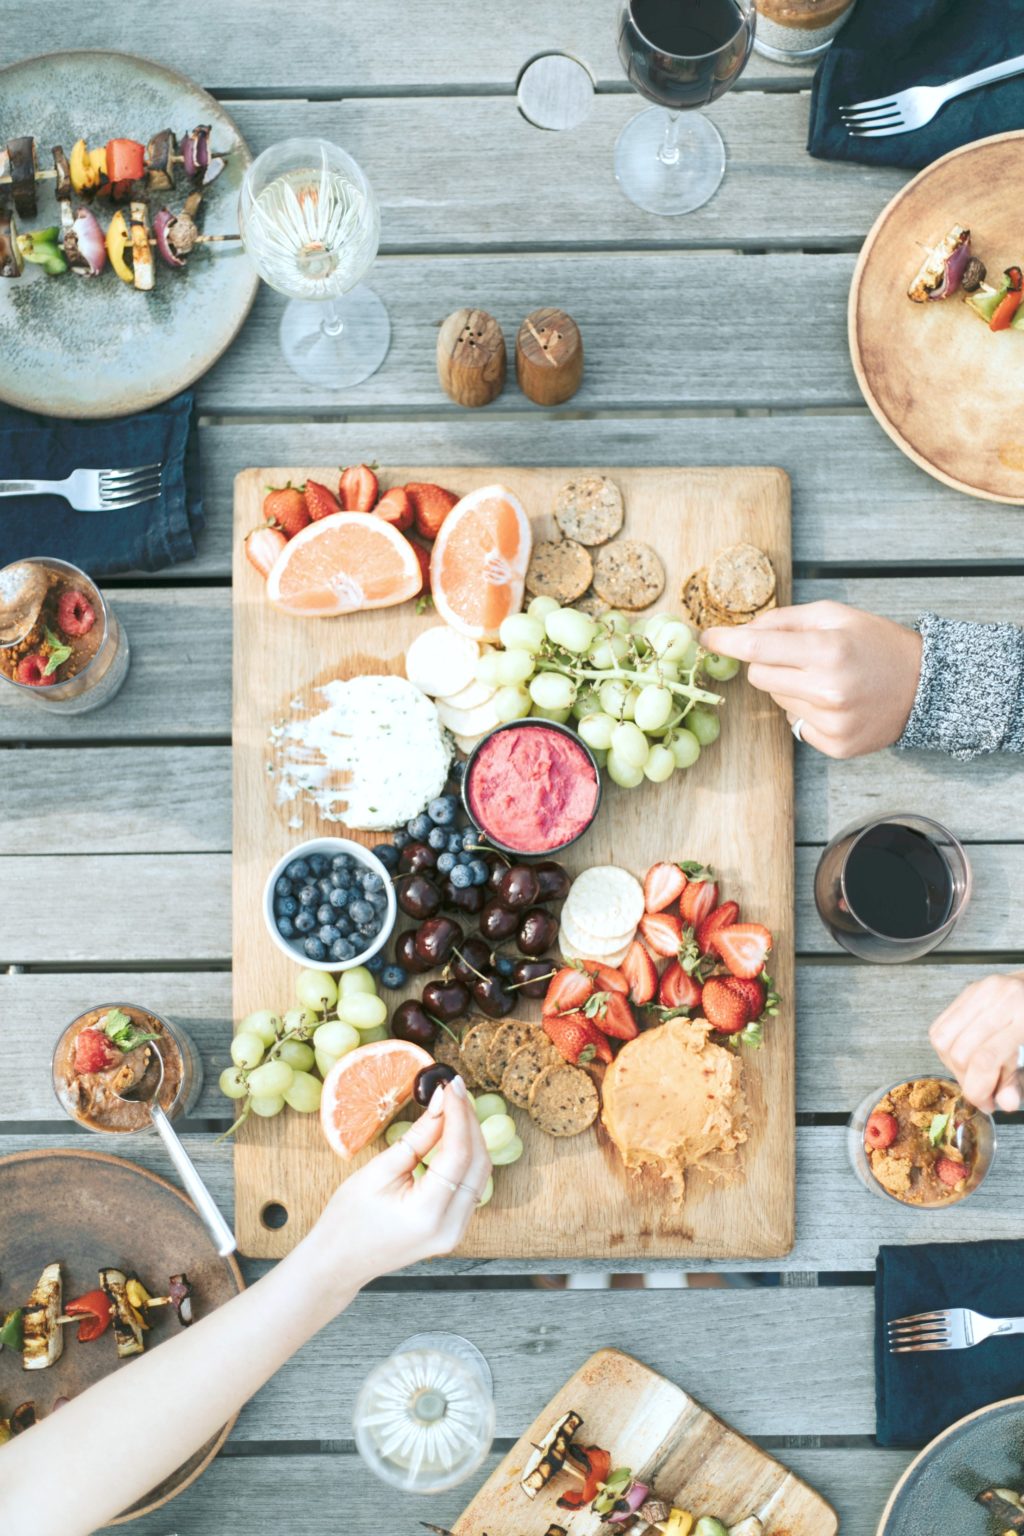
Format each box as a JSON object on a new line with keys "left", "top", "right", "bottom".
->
{"left": 462, "top": 718, "right": 601, "bottom": 857}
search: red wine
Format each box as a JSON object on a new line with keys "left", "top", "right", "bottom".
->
{"left": 843, "top": 823, "right": 954, "bottom": 940}
{"left": 619, "top": 0, "right": 754, "bottom": 110}
{"left": 632, "top": 0, "right": 747, "bottom": 54}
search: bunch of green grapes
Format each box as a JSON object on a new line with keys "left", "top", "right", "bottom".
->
{"left": 218, "top": 966, "right": 388, "bottom": 1134}
{"left": 475, "top": 595, "right": 740, "bottom": 789}
{"left": 385, "top": 1090, "right": 523, "bottom": 1208}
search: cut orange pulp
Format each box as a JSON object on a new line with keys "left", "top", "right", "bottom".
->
{"left": 319, "top": 1038, "right": 433, "bottom": 1159}
{"left": 429, "top": 483, "right": 531, "bottom": 640}
{"left": 265, "top": 511, "right": 422, "bottom": 617}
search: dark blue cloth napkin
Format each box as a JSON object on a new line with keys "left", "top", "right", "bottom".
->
{"left": 809, "top": 0, "right": 1024, "bottom": 169}
{"left": 876, "top": 1240, "right": 1024, "bottom": 1447}
{"left": 0, "top": 390, "right": 203, "bottom": 575}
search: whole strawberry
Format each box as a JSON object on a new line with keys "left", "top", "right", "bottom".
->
{"left": 305, "top": 479, "right": 341, "bottom": 521}
{"left": 542, "top": 1009, "right": 613, "bottom": 1066}
{"left": 263, "top": 485, "right": 310, "bottom": 539}
{"left": 701, "top": 975, "right": 759, "bottom": 1035}
{"left": 405, "top": 482, "right": 458, "bottom": 542}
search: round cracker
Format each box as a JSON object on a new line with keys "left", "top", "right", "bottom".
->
{"left": 486, "top": 1020, "right": 540, "bottom": 1087}
{"left": 564, "top": 865, "right": 645, "bottom": 939}
{"left": 592, "top": 540, "right": 665, "bottom": 610}
{"left": 575, "top": 589, "right": 608, "bottom": 618}
{"left": 706, "top": 543, "right": 776, "bottom": 615}
{"left": 501, "top": 1035, "right": 562, "bottom": 1109}
{"left": 553, "top": 474, "right": 624, "bottom": 546}
{"left": 560, "top": 905, "right": 635, "bottom": 959}
{"left": 459, "top": 1019, "right": 504, "bottom": 1090}
{"left": 528, "top": 1063, "right": 600, "bottom": 1138}
{"left": 526, "top": 538, "right": 594, "bottom": 604}
{"left": 558, "top": 925, "right": 632, "bottom": 968}
{"left": 682, "top": 567, "right": 709, "bottom": 629}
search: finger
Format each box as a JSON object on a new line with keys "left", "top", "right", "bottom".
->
{"left": 783, "top": 711, "right": 843, "bottom": 757}
{"left": 375, "top": 1084, "right": 446, "bottom": 1179}
{"left": 746, "top": 664, "right": 833, "bottom": 704}
{"left": 929, "top": 985, "right": 985, "bottom": 1057}
{"left": 931, "top": 993, "right": 1000, "bottom": 1071}
{"left": 995, "top": 1063, "right": 1022, "bottom": 1113}
{"left": 427, "top": 1080, "right": 489, "bottom": 1196}
{"left": 727, "top": 602, "right": 845, "bottom": 633}
{"left": 699, "top": 627, "right": 816, "bottom": 669}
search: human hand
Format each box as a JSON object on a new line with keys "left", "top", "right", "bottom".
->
{"left": 929, "top": 973, "right": 1024, "bottom": 1113}
{"left": 700, "top": 601, "right": 922, "bottom": 759}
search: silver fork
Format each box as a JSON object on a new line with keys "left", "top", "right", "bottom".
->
{"left": 0, "top": 464, "right": 162, "bottom": 512}
{"left": 841, "top": 51, "right": 1024, "bottom": 137}
{"left": 888, "top": 1307, "right": 1024, "bottom": 1353}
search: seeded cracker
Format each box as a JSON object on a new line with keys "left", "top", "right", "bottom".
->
{"left": 432, "top": 1030, "right": 470, "bottom": 1083}
{"left": 526, "top": 539, "right": 594, "bottom": 604}
{"left": 592, "top": 540, "right": 665, "bottom": 610}
{"left": 706, "top": 543, "right": 776, "bottom": 615}
{"left": 553, "top": 474, "right": 625, "bottom": 546}
{"left": 502, "top": 1036, "right": 562, "bottom": 1108}
{"left": 576, "top": 589, "right": 609, "bottom": 618}
{"left": 487, "top": 1020, "right": 540, "bottom": 1087}
{"left": 460, "top": 1020, "right": 503, "bottom": 1091}
{"left": 529, "top": 1063, "right": 600, "bottom": 1137}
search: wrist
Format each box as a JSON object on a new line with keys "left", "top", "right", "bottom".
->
{"left": 289, "top": 1220, "right": 372, "bottom": 1322}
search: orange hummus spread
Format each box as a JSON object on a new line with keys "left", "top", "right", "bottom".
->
{"left": 601, "top": 1016, "right": 748, "bottom": 1196}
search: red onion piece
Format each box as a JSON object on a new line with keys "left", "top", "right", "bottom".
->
{"left": 930, "top": 232, "right": 972, "bottom": 300}
{"left": 608, "top": 1484, "right": 651, "bottom": 1523}
{"left": 153, "top": 207, "right": 186, "bottom": 268}
{"left": 65, "top": 207, "right": 106, "bottom": 277}
{"left": 181, "top": 131, "right": 198, "bottom": 180}
{"left": 195, "top": 126, "right": 210, "bottom": 169}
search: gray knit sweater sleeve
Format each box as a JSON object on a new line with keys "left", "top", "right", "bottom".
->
{"left": 897, "top": 613, "right": 1024, "bottom": 760}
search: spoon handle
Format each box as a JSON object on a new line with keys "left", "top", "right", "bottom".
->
{"left": 151, "top": 1104, "right": 237, "bottom": 1257}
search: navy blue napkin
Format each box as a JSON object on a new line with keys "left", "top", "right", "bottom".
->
{"left": 0, "top": 390, "right": 203, "bottom": 575}
{"left": 876, "top": 1240, "right": 1024, "bottom": 1447}
{"left": 809, "top": 0, "right": 1024, "bottom": 170}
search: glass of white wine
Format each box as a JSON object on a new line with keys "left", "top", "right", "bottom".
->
{"left": 238, "top": 137, "right": 390, "bottom": 389}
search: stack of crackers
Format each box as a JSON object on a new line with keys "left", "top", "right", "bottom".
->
{"left": 526, "top": 473, "right": 666, "bottom": 615}
{"left": 435, "top": 1018, "right": 599, "bottom": 1138}
{"left": 682, "top": 542, "right": 777, "bottom": 631}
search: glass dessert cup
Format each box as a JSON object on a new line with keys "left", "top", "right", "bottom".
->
{"left": 753, "top": 0, "right": 857, "bottom": 63}
{"left": 0, "top": 557, "right": 129, "bottom": 713}
{"left": 52, "top": 1005, "right": 202, "bottom": 1135}
{"left": 849, "top": 1077, "right": 996, "bottom": 1209}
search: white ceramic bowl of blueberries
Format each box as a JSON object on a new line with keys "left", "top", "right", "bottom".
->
{"left": 263, "top": 837, "right": 397, "bottom": 972}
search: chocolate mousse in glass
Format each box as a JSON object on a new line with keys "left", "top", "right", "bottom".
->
{"left": 0, "top": 557, "right": 130, "bottom": 713}
{"left": 52, "top": 1004, "right": 202, "bottom": 1135}
{"left": 754, "top": 0, "right": 856, "bottom": 62}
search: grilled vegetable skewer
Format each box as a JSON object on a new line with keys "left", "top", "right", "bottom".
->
{"left": 0, "top": 129, "right": 234, "bottom": 201}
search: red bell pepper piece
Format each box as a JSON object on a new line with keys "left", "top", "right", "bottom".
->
{"left": 558, "top": 1444, "right": 612, "bottom": 1510}
{"left": 105, "top": 139, "right": 145, "bottom": 200}
{"left": 65, "top": 1288, "right": 113, "bottom": 1343}
{"left": 991, "top": 267, "right": 1023, "bottom": 331}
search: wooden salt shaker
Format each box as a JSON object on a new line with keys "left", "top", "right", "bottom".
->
{"left": 515, "top": 308, "right": 583, "bottom": 406}
{"left": 437, "top": 307, "right": 506, "bottom": 407}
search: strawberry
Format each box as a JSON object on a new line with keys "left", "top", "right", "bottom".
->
{"left": 716, "top": 923, "right": 773, "bottom": 981}
{"left": 542, "top": 966, "right": 594, "bottom": 1017}
{"left": 701, "top": 975, "right": 757, "bottom": 1035}
{"left": 56, "top": 588, "right": 96, "bottom": 636}
{"left": 936, "top": 1156, "right": 969, "bottom": 1189}
{"left": 726, "top": 976, "right": 765, "bottom": 1017}
{"left": 405, "top": 482, "right": 458, "bottom": 542}
{"left": 643, "top": 861, "right": 687, "bottom": 913}
{"left": 244, "top": 526, "right": 287, "bottom": 580}
{"left": 339, "top": 463, "right": 378, "bottom": 512}
{"left": 864, "top": 1111, "right": 899, "bottom": 1151}
{"left": 410, "top": 538, "right": 432, "bottom": 594}
{"left": 73, "top": 1027, "right": 118, "bottom": 1074}
{"left": 305, "top": 479, "right": 341, "bottom": 521}
{"left": 263, "top": 485, "right": 310, "bottom": 539}
{"left": 591, "top": 964, "right": 629, "bottom": 995}
{"left": 375, "top": 486, "right": 414, "bottom": 532}
{"left": 658, "top": 961, "right": 702, "bottom": 1012}
{"left": 15, "top": 652, "right": 55, "bottom": 686}
{"left": 639, "top": 910, "right": 683, "bottom": 958}
{"left": 585, "top": 990, "right": 637, "bottom": 1041}
{"left": 679, "top": 876, "right": 719, "bottom": 927}
{"left": 542, "top": 1010, "right": 613, "bottom": 1066}
{"left": 695, "top": 900, "right": 740, "bottom": 957}
{"left": 621, "top": 941, "right": 658, "bottom": 1005}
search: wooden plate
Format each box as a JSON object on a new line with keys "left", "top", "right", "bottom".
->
{"left": 849, "top": 131, "right": 1024, "bottom": 504}
{"left": 0, "top": 49, "right": 257, "bottom": 418}
{"left": 0, "top": 1147, "right": 243, "bottom": 1523}
{"left": 877, "top": 1396, "right": 1024, "bottom": 1533}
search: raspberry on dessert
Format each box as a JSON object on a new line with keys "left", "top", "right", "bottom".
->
{"left": 865, "top": 1110, "right": 899, "bottom": 1151}
{"left": 57, "top": 588, "right": 96, "bottom": 637}
{"left": 73, "top": 1028, "right": 118, "bottom": 1074}
{"left": 15, "top": 652, "right": 56, "bottom": 686}
{"left": 935, "top": 1156, "right": 969, "bottom": 1189}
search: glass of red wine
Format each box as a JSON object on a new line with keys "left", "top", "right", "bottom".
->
{"left": 814, "top": 813, "right": 971, "bottom": 964}
{"left": 616, "top": 0, "right": 756, "bottom": 216}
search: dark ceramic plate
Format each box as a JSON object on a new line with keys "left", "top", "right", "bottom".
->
{"left": 0, "top": 49, "right": 257, "bottom": 417}
{"left": 0, "top": 1147, "right": 243, "bottom": 1523}
{"left": 878, "top": 1396, "right": 1024, "bottom": 1533}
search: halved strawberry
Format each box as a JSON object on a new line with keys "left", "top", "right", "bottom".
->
{"left": 375, "top": 486, "right": 414, "bottom": 532}
{"left": 643, "top": 861, "right": 687, "bottom": 913}
{"left": 73, "top": 1028, "right": 118, "bottom": 1074}
{"left": 305, "top": 479, "right": 341, "bottom": 521}
{"left": 410, "top": 538, "right": 432, "bottom": 594}
{"left": 639, "top": 910, "right": 683, "bottom": 958}
{"left": 679, "top": 876, "right": 719, "bottom": 926}
{"left": 591, "top": 964, "right": 629, "bottom": 995}
{"left": 701, "top": 975, "right": 756, "bottom": 1035}
{"left": 405, "top": 482, "right": 458, "bottom": 542}
{"left": 245, "top": 526, "right": 287, "bottom": 579}
{"left": 621, "top": 940, "right": 658, "bottom": 1005}
{"left": 695, "top": 900, "right": 740, "bottom": 958}
{"left": 542, "top": 1010, "right": 613, "bottom": 1066}
{"left": 658, "top": 961, "right": 702, "bottom": 1012}
{"left": 339, "top": 463, "right": 379, "bottom": 512}
{"left": 542, "top": 966, "right": 595, "bottom": 1017}
{"left": 716, "top": 923, "right": 772, "bottom": 980}
{"left": 586, "top": 990, "right": 637, "bottom": 1041}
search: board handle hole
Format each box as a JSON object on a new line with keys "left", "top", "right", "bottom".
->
{"left": 261, "top": 1201, "right": 289, "bottom": 1230}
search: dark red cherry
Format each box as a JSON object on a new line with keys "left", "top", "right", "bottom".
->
{"left": 450, "top": 936, "right": 492, "bottom": 987}
{"left": 517, "top": 907, "right": 559, "bottom": 957}
{"left": 397, "top": 874, "right": 441, "bottom": 919}
{"left": 400, "top": 841, "right": 439, "bottom": 874}
{"left": 479, "top": 900, "right": 520, "bottom": 942}
{"left": 392, "top": 999, "right": 438, "bottom": 1048}
{"left": 413, "top": 1062, "right": 457, "bottom": 1106}
{"left": 511, "top": 959, "right": 557, "bottom": 997}
{"left": 395, "top": 929, "right": 436, "bottom": 974}
{"left": 534, "top": 861, "right": 571, "bottom": 902}
{"left": 445, "top": 880, "right": 487, "bottom": 915}
{"left": 472, "top": 974, "right": 516, "bottom": 1018}
{"left": 497, "top": 864, "right": 541, "bottom": 910}
{"left": 414, "top": 916, "right": 463, "bottom": 966}
{"left": 422, "top": 978, "right": 471, "bottom": 1022}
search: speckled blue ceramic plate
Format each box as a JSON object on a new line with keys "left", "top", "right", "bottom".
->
{"left": 878, "top": 1397, "right": 1024, "bottom": 1534}
{"left": 0, "top": 49, "right": 257, "bottom": 418}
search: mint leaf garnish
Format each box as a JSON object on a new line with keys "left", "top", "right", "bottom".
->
{"left": 42, "top": 627, "right": 72, "bottom": 676}
{"left": 102, "top": 1008, "right": 160, "bottom": 1052}
{"left": 928, "top": 1113, "right": 950, "bottom": 1147}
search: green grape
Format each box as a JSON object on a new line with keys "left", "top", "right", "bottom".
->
{"left": 250, "top": 1094, "right": 285, "bottom": 1118}
{"left": 340, "top": 966, "right": 378, "bottom": 999}
{"left": 248, "top": 1059, "right": 295, "bottom": 1098}
{"left": 571, "top": 685, "right": 601, "bottom": 721}
{"left": 313, "top": 1020, "right": 361, "bottom": 1057}
{"left": 703, "top": 651, "right": 740, "bottom": 681}
{"left": 578, "top": 711, "right": 617, "bottom": 751}
{"left": 635, "top": 659, "right": 679, "bottom": 685}
{"left": 529, "top": 672, "right": 575, "bottom": 712}
{"left": 589, "top": 632, "right": 629, "bottom": 669}
{"left": 240, "top": 1010, "right": 281, "bottom": 1046}
{"left": 478, "top": 1173, "right": 495, "bottom": 1207}
{"left": 665, "top": 727, "right": 701, "bottom": 769}
{"left": 278, "top": 1039, "right": 316, "bottom": 1071}
{"left": 412, "top": 1162, "right": 428, "bottom": 1181}
{"left": 283, "top": 1070, "right": 323, "bottom": 1113}
{"left": 528, "top": 594, "right": 560, "bottom": 621}
{"left": 602, "top": 610, "right": 631, "bottom": 636}
{"left": 315, "top": 1047, "right": 341, "bottom": 1079}
{"left": 490, "top": 1134, "right": 525, "bottom": 1166}
{"left": 598, "top": 678, "right": 630, "bottom": 719}
{"left": 480, "top": 1113, "right": 517, "bottom": 1154}
{"left": 689, "top": 705, "right": 722, "bottom": 746}
{"left": 473, "top": 1093, "right": 506, "bottom": 1122}
{"left": 606, "top": 751, "right": 646, "bottom": 788}
{"left": 282, "top": 1007, "right": 317, "bottom": 1037}
{"left": 644, "top": 745, "right": 676, "bottom": 783}
{"left": 532, "top": 705, "right": 571, "bottom": 723}
{"left": 337, "top": 993, "right": 388, "bottom": 1030}
{"left": 296, "top": 969, "right": 339, "bottom": 1011}
{"left": 230, "top": 1031, "right": 265, "bottom": 1069}
{"left": 219, "top": 1067, "right": 248, "bottom": 1100}
{"left": 493, "top": 685, "right": 532, "bottom": 723}
{"left": 651, "top": 619, "right": 695, "bottom": 661}
{"left": 499, "top": 613, "right": 546, "bottom": 652}
{"left": 590, "top": 746, "right": 608, "bottom": 769}
{"left": 634, "top": 685, "right": 673, "bottom": 733}
{"left": 610, "top": 720, "right": 650, "bottom": 769}
{"left": 492, "top": 649, "right": 535, "bottom": 686}
{"left": 476, "top": 651, "right": 503, "bottom": 688}
{"left": 385, "top": 1120, "right": 413, "bottom": 1146}
{"left": 421, "top": 1144, "right": 438, "bottom": 1165}
{"left": 545, "top": 607, "right": 597, "bottom": 654}
{"left": 359, "top": 1025, "right": 389, "bottom": 1044}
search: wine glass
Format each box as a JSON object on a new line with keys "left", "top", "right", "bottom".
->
{"left": 238, "top": 137, "right": 390, "bottom": 389}
{"left": 616, "top": 0, "right": 756, "bottom": 215}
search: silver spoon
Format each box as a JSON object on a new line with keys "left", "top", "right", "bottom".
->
{"left": 117, "top": 1047, "right": 236, "bottom": 1257}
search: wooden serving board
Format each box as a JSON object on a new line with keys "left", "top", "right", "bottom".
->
{"left": 232, "top": 466, "right": 793, "bottom": 1260}
{"left": 454, "top": 1348, "right": 836, "bottom": 1535}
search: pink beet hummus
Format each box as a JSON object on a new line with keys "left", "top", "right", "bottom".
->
{"left": 467, "top": 724, "right": 598, "bottom": 853}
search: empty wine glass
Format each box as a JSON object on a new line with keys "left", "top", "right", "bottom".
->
{"left": 238, "top": 137, "right": 390, "bottom": 389}
{"left": 616, "top": 0, "right": 756, "bottom": 215}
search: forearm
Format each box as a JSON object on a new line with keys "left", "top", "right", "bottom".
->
{"left": 898, "top": 613, "right": 1024, "bottom": 760}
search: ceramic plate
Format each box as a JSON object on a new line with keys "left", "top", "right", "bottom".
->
{"left": 877, "top": 1396, "right": 1024, "bottom": 1533}
{"left": 0, "top": 49, "right": 257, "bottom": 418}
{"left": 849, "top": 131, "right": 1024, "bottom": 504}
{"left": 0, "top": 1146, "right": 243, "bottom": 1522}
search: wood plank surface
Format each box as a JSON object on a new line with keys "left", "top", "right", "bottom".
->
{"left": 232, "top": 466, "right": 794, "bottom": 1261}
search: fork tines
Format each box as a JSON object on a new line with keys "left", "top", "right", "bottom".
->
{"left": 887, "top": 1311, "right": 952, "bottom": 1353}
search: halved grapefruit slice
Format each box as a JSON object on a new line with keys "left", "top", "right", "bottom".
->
{"left": 429, "top": 484, "right": 532, "bottom": 641}
{"left": 319, "top": 1038, "right": 433, "bottom": 1159}
{"left": 265, "top": 512, "right": 422, "bottom": 617}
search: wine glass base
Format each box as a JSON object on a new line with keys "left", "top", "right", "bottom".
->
{"left": 279, "top": 283, "right": 391, "bottom": 390}
{"left": 615, "top": 107, "right": 725, "bottom": 216}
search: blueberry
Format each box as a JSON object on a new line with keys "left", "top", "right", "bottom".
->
{"left": 275, "top": 875, "right": 293, "bottom": 898}
{"left": 328, "top": 887, "right": 347, "bottom": 909}
{"left": 365, "top": 952, "right": 385, "bottom": 974}
{"left": 309, "top": 853, "right": 329, "bottom": 876}
{"left": 317, "top": 903, "right": 335, "bottom": 925}
{"left": 349, "top": 899, "right": 374, "bottom": 925}
{"left": 298, "top": 884, "right": 318, "bottom": 908}
{"left": 319, "top": 924, "right": 341, "bottom": 946}
{"left": 317, "top": 877, "right": 333, "bottom": 899}
{"left": 285, "top": 858, "right": 310, "bottom": 881}
{"left": 392, "top": 829, "right": 411, "bottom": 849}
{"left": 372, "top": 843, "right": 400, "bottom": 871}
{"left": 277, "top": 894, "right": 299, "bottom": 917}
{"left": 469, "top": 858, "right": 489, "bottom": 887}
{"left": 495, "top": 954, "right": 515, "bottom": 976}
{"left": 436, "top": 851, "right": 456, "bottom": 874}
{"left": 428, "top": 826, "right": 448, "bottom": 849}
{"left": 331, "top": 853, "right": 353, "bottom": 871}
{"left": 461, "top": 829, "right": 478, "bottom": 851}
{"left": 446, "top": 831, "right": 463, "bottom": 853}
{"left": 407, "top": 812, "right": 433, "bottom": 841}
{"left": 449, "top": 759, "right": 466, "bottom": 784}
{"left": 456, "top": 850, "right": 474, "bottom": 866}
{"left": 428, "top": 795, "right": 458, "bottom": 826}
{"left": 331, "top": 938, "right": 355, "bottom": 962}
{"left": 303, "top": 936, "right": 327, "bottom": 961}
{"left": 450, "top": 863, "right": 473, "bottom": 889}
{"left": 335, "top": 912, "right": 353, "bottom": 935}
{"left": 277, "top": 916, "right": 295, "bottom": 939}
{"left": 295, "top": 909, "right": 316, "bottom": 934}
{"left": 369, "top": 890, "right": 388, "bottom": 913}
{"left": 381, "top": 964, "right": 408, "bottom": 989}
{"left": 330, "top": 871, "right": 350, "bottom": 892}
{"left": 360, "top": 869, "right": 384, "bottom": 892}
{"left": 358, "top": 923, "right": 378, "bottom": 941}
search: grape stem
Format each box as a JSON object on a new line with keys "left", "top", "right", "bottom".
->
{"left": 533, "top": 657, "right": 722, "bottom": 708}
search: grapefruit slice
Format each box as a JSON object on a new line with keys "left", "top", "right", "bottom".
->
{"left": 319, "top": 1038, "right": 433, "bottom": 1159}
{"left": 265, "top": 512, "right": 422, "bottom": 617}
{"left": 429, "top": 484, "right": 532, "bottom": 640}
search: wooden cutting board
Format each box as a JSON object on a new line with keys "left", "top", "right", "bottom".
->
{"left": 231, "top": 466, "right": 793, "bottom": 1260}
{"left": 454, "top": 1348, "right": 836, "bottom": 1534}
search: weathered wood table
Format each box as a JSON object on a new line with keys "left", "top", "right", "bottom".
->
{"left": 2, "top": 7, "right": 1021, "bottom": 1530}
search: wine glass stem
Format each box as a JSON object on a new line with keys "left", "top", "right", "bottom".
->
{"left": 321, "top": 301, "right": 345, "bottom": 339}
{"left": 658, "top": 111, "right": 682, "bottom": 167}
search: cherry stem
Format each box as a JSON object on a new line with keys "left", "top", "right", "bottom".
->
{"left": 450, "top": 945, "right": 489, "bottom": 985}
{"left": 507, "top": 967, "right": 557, "bottom": 992}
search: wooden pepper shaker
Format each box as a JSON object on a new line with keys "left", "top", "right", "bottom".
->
{"left": 515, "top": 308, "right": 583, "bottom": 406}
{"left": 437, "top": 307, "right": 506, "bottom": 407}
